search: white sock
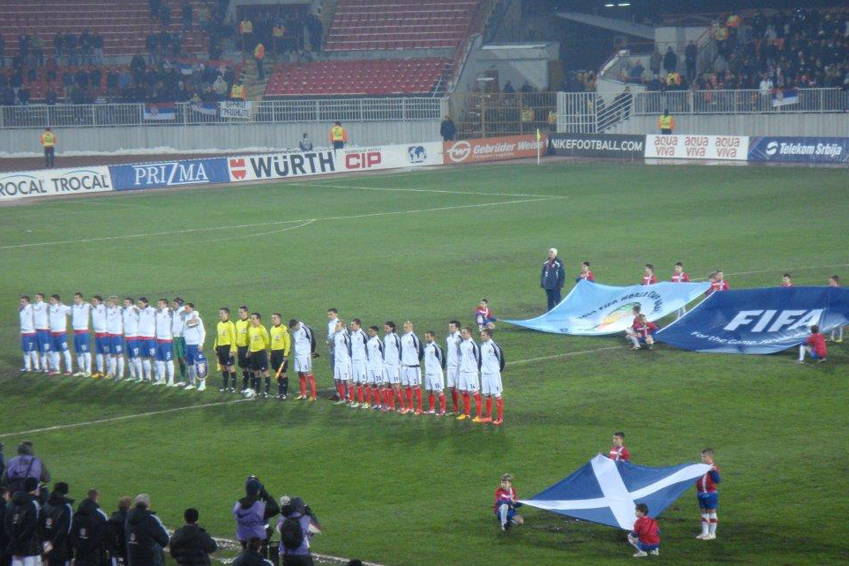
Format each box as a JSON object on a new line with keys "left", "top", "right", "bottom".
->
{"left": 63, "top": 350, "right": 72, "bottom": 372}
{"left": 708, "top": 513, "right": 717, "bottom": 535}
{"left": 96, "top": 353, "right": 104, "bottom": 372}
{"left": 498, "top": 504, "right": 508, "bottom": 526}
{"left": 128, "top": 358, "right": 137, "bottom": 378}
{"left": 629, "top": 336, "right": 640, "bottom": 348}
{"left": 117, "top": 357, "right": 125, "bottom": 378}
{"left": 156, "top": 361, "right": 165, "bottom": 382}
{"left": 77, "top": 354, "right": 85, "bottom": 371}
{"left": 134, "top": 358, "right": 143, "bottom": 379}
{"left": 798, "top": 344, "right": 805, "bottom": 361}
{"left": 41, "top": 353, "right": 49, "bottom": 370}
{"left": 51, "top": 352, "right": 60, "bottom": 371}
{"left": 84, "top": 352, "right": 92, "bottom": 373}
{"left": 143, "top": 359, "right": 152, "bottom": 380}
{"left": 23, "top": 353, "right": 31, "bottom": 370}
{"left": 188, "top": 366, "right": 196, "bottom": 384}
{"left": 31, "top": 351, "right": 40, "bottom": 370}
{"left": 166, "top": 360, "right": 175, "bottom": 383}
{"left": 701, "top": 513, "right": 710, "bottom": 535}
{"left": 107, "top": 356, "right": 115, "bottom": 375}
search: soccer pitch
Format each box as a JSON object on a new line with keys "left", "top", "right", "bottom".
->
{"left": 1, "top": 161, "right": 847, "bottom": 566}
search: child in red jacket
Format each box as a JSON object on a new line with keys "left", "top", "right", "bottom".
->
{"left": 627, "top": 503, "right": 660, "bottom": 557}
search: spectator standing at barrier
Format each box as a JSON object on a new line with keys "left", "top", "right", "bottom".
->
{"left": 663, "top": 46, "right": 677, "bottom": 74}
{"left": 440, "top": 115, "right": 456, "bottom": 142}
{"left": 254, "top": 42, "right": 265, "bottom": 80}
{"left": 658, "top": 110, "right": 674, "bottom": 134}
{"left": 649, "top": 47, "right": 661, "bottom": 78}
{"left": 329, "top": 121, "right": 347, "bottom": 150}
{"left": 685, "top": 41, "right": 697, "bottom": 82}
{"left": 40, "top": 127, "right": 57, "bottom": 168}
{"left": 169, "top": 508, "right": 218, "bottom": 566}
{"left": 540, "top": 248, "right": 565, "bottom": 311}
{"left": 298, "top": 133, "right": 313, "bottom": 152}
{"left": 240, "top": 17, "right": 254, "bottom": 52}
{"left": 126, "top": 494, "right": 169, "bottom": 566}
{"left": 230, "top": 80, "right": 247, "bottom": 100}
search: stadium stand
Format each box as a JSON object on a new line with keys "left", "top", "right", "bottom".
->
{"left": 264, "top": 58, "right": 448, "bottom": 97}
{"left": 325, "top": 0, "right": 481, "bottom": 51}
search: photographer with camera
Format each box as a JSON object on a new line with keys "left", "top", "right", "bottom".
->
{"left": 233, "top": 477, "right": 279, "bottom": 557}
{"left": 277, "top": 496, "right": 321, "bottom": 566}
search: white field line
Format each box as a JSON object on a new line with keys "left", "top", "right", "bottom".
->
{"left": 296, "top": 181, "right": 557, "bottom": 198}
{"left": 0, "top": 345, "right": 615, "bottom": 438}
{"left": 0, "top": 196, "right": 560, "bottom": 251}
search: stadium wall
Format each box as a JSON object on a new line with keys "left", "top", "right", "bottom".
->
{"left": 0, "top": 121, "right": 442, "bottom": 156}
{"left": 611, "top": 114, "right": 849, "bottom": 138}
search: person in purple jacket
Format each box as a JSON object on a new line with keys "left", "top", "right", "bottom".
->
{"left": 276, "top": 497, "right": 321, "bottom": 566}
{"left": 233, "top": 477, "right": 279, "bottom": 556}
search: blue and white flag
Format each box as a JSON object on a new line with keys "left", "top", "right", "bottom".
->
{"left": 190, "top": 102, "right": 219, "bottom": 116}
{"left": 143, "top": 103, "right": 176, "bottom": 121}
{"left": 772, "top": 88, "right": 799, "bottom": 108}
{"left": 504, "top": 280, "right": 710, "bottom": 335}
{"left": 656, "top": 286, "right": 849, "bottom": 354}
{"left": 521, "top": 455, "right": 711, "bottom": 530}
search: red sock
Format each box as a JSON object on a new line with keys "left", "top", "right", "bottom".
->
{"left": 374, "top": 387, "right": 382, "bottom": 405}
{"left": 364, "top": 385, "right": 370, "bottom": 403}
{"left": 485, "top": 397, "right": 492, "bottom": 419}
{"left": 388, "top": 388, "right": 395, "bottom": 409}
{"left": 462, "top": 392, "right": 471, "bottom": 416}
{"left": 397, "top": 388, "right": 405, "bottom": 409}
{"left": 496, "top": 397, "right": 503, "bottom": 421}
{"left": 357, "top": 385, "right": 364, "bottom": 403}
{"left": 406, "top": 387, "right": 413, "bottom": 408}
{"left": 439, "top": 393, "right": 446, "bottom": 413}
{"left": 299, "top": 375, "right": 307, "bottom": 396}
{"left": 415, "top": 387, "right": 422, "bottom": 411}
{"left": 428, "top": 393, "right": 435, "bottom": 411}
{"left": 308, "top": 374, "right": 317, "bottom": 399}
{"left": 348, "top": 383, "right": 355, "bottom": 402}
{"left": 336, "top": 382, "right": 344, "bottom": 399}
{"left": 474, "top": 393, "right": 482, "bottom": 417}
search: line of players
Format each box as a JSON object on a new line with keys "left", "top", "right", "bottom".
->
{"left": 17, "top": 293, "right": 209, "bottom": 389}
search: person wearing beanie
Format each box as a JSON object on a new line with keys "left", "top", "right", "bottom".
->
{"left": 233, "top": 477, "right": 279, "bottom": 555}
{"left": 43, "top": 482, "right": 74, "bottom": 566}
{"left": 3, "top": 477, "right": 42, "bottom": 562}
{"left": 105, "top": 496, "right": 132, "bottom": 566}
{"left": 1, "top": 441, "right": 51, "bottom": 493}
{"left": 71, "top": 489, "right": 109, "bottom": 566}
{"left": 232, "top": 537, "right": 274, "bottom": 566}
{"left": 125, "top": 494, "right": 169, "bottom": 566}
{"left": 277, "top": 497, "right": 320, "bottom": 566}
{"left": 170, "top": 508, "right": 218, "bottom": 566}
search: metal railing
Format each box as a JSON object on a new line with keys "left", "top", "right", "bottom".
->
{"left": 449, "top": 92, "right": 557, "bottom": 139}
{"left": 633, "top": 88, "right": 849, "bottom": 115}
{"left": 0, "top": 97, "right": 444, "bottom": 129}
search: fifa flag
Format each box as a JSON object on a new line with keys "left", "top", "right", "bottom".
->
{"left": 504, "top": 280, "right": 710, "bottom": 335}
{"left": 656, "top": 286, "right": 849, "bottom": 354}
{"left": 521, "top": 455, "right": 711, "bottom": 530}
{"left": 143, "top": 103, "right": 177, "bottom": 121}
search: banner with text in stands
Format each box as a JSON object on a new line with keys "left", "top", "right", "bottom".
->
{"left": 0, "top": 166, "right": 113, "bottom": 201}
{"left": 748, "top": 136, "right": 849, "bottom": 164}
{"left": 219, "top": 100, "right": 253, "bottom": 120}
{"left": 443, "top": 135, "right": 546, "bottom": 165}
{"left": 548, "top": 133, "right": 645, "bottom": 158}
{"left": 645, "top": 134, "right": 749, "bottom": 161}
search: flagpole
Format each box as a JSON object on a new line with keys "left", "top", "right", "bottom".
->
{"left": 536, "top": 128, "right": 541, "bottom": 166}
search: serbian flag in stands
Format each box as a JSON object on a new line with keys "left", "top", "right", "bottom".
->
{"left": 772, "top": 88, "right": 799, "bottom": 108}
{"left": 190, "top": 102, "right": 219, "bottom": 116}
{"left": 144, "top": 103, "right": 177, "bottom": 121}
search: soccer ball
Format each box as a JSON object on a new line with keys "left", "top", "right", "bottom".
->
{"left": 243, "top": 388, "right": 257, "bottom": 399}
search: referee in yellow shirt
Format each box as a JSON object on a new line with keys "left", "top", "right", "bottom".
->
{"left": 270, "top": 313, "right": 291, "bottom": 399}
{"left": 234, "top": 306, "right": 251, "bottom": 392}
{"left": 214, "top": 307, "right": 237, "bottom": 392}
{"left": 247, "top": 312, "right": 271, "bottom": 397}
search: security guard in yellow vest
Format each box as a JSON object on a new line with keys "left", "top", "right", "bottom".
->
{"left": 329, "top": 121, "right": 347, "bottom": 150}
{"left": 230, "top": 81, "right": 247, "bottom": 100}
{"left": 658, "top": 110, "right": 675, "bottom": 134}
{"left": 40, "top": 127, "right": 57, "bottom": 168}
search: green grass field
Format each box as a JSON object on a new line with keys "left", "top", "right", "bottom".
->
{"left": 0, "top": 161, "right": 847, "bottom": 566}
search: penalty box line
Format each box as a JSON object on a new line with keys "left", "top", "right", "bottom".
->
{"left": 0, "top": 345, "right": 612, "bottom": 438}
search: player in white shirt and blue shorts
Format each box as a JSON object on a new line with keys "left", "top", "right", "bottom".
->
{"left": 18, "top": 296, "right": 39, "bottom": 372}
{"left": 32, "top": 293, "right": 51, "bottom": 373}
{"left": 71, "top": 292, "right": 92, "bottom": 377}
{"left": 105, "top": 295, "right": 125, "bottom": 379}
{"left": 137, "top": 297, "right": 157, "bottom": 382}
{"left": 90, "top": 295, "right": 108, "bottom": 377}
{"left": 48, "top": 294, "right": 72, "bottom": 375}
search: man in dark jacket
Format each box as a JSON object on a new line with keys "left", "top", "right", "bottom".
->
{"left": 125, "top": 494, "right": 169, "bottom": 566}
{"left": 42, "top": 482, "right": 74, "bottom": 566}
{"left": 540, "top": 247, "right": 566, "bottom": 311}
{"left": 232, "top": 478, "right": 279, "bottom": 555}
{"left": 1, "top": 442, "right": 51, "bottom": 494}
{"left": 3, "top": 477, "right": 41, "bottom": 565}
{"left": 169, "top": 508, "right": 217, "bottom": 566}
{"left": 71, "top": 489, "right": 108, "bottom": 566}
{"left": 439, "top": 116, "right": 456, "bottom": 142}
{"left": 105, "top": 496, "right": 131, "bottom": 566}
{"left": 232, "top": 538, "right": 273, "bottom": 566}
{"left": 0, "top": 487, "right": 12, "bottom": 566}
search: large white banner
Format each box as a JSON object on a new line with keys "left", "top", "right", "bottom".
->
{"left": 340, "top": 142, "right": 443, "bottom": 172}
{"left": 645, "top": 134, "right": 749, "bottom": 161}
{"left": 219, "top": 100, "right": 252, "bottom": 120}
{"left": 0, "top": 166, "right": 113, "bottom": 202}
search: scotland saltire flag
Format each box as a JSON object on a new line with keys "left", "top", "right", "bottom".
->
{"left": 521, "top": 455, "right": 711, "bottom": 530}
{"left": 656, "top": 287, "right": 849, "bottom": 354}
{"left": 504, "top": 280, "right": 709, "bottom": 335}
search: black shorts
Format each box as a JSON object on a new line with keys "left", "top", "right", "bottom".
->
{"left": 249, "top": 350, "right": 268, "bottom": 372}
{"left": 271, "top": 350, "right": 288, "bottom": 374}
{"left": 237, "top": 346, "right": 250, "bottom": 369}
{"left": 216, "top": 345, "right": 235, "bottom": 367}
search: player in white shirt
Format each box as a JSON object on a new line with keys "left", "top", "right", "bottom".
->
{"left": 155, "top": 299, "right": 176, "bottom": 386}
{"left": 400, "top": 321, "right": 424, "bottom": 415}
{"left": 423, "top": 331, "right": 446, "bottom": 416}
{"left": 288, "top": 319, "right": 317, "bottom": 401}
{"left": 383, "top": 321, "right": 402, "bottom": 412}
{"left": 171, "top": 298, "right": 188, "bottom": 383}
{"left": 90, "top": 295, "right": 108, "bottom": 376}
{"left": 32, "top": 292, "right": 51, "bottom": 373}
{"left": 137, "top": 297, "right": 157, "bottom": 382}
{"left": 47, "top": 294, "right": 73, "bottom": 375}
{"left": 457, "top": 326, "right": 482, "bottom": 421}
{"left": 445, "top": 320, "right": 462, "bottom": 414}
{"left": 349, "top": 318, "right": 369, "bottom": 408}
{"left": 122, "top": 297, "right": 142, "bottom": 380}
{"left": 71, "top": 293, "right": 92, "bottom": 377}
{"left": 479, "top": 329, "right": 505, "bottom": 425}
{"left": 18, "top": 295, "right": 39, "bottom": 372}
{"left": 105, "top": 296, "right": 125, "bottom": 379}
{"left": 366, "top": 326, "right": 386, "bottom": 410}
{"left": 182, "top": 302, "right": 208, "bottom": 391}
{"left": 327, "top": 308, "right": 339, "bottom": 399}
{"left": 332, "top": 319, "right": 352, "bottom": 405}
